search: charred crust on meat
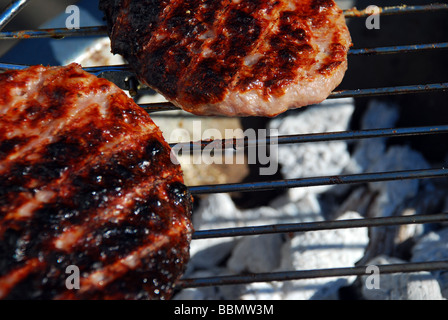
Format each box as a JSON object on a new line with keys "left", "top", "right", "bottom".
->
{"left": 93, "top": 221, "right": 151, "bottom": 261}
{"left": 0, "top": 64, "right": 193, "bottom": 300}
{"left": 0, "top": 137, "right": 29, "bottom": 160}
{"left": 318, "top": 60, "right": 343, "bottom": 75}
{"left": 99, "top": 0, "right": 351, "bottom": 116}
{"left": 144, "top": 138, "right": 166, "bottom": 160}
{"left": 45, "top": 138, "right": 83, "bottom": 163}
{"left": 0, "top": 228, "right": 23, "bottom": 273}
{"left": 168, "top": 181, "right": 191, "bottom": 208}
{"left": 311, "top": 0, "right": 335, "bottom": 11}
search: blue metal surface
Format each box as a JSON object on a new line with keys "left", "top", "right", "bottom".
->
{"left": 188, "top": 168, "right": 448, "bottom": 195}
{"left": 192, "top": 213, "right": 448, "bottom": 239}
{"left": 0, "top": 0, "right": 105, "bottom": 66}
{"left": 344, "top": 3, "right": 448, "bottom": 18}
{"left": 349, "top": 42, "right": 448, "bottom": 56}
{"left": 0, "top": 3, "right": 446, "bottom": 38}
{"left": 331, "top": 83, "right": 448, "bottom": 99}
{"left": 0, "top": 0, "right": 31, "bottom": 31}
{"left": 170, "top": 125, "right": 448, "bottom": 151}
{"left": 177, "top": 260, "right": 448, "bottom": 288}
{"left": 0, "top": 3, "right": 446, "bottom": 62}
{"left": 137, "top": 83, "right": 448, "bottom": 113}
{"left": 0, "top": 25, "right": 107, "bottom": 39}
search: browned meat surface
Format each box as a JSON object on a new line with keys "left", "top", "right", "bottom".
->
{"left": 99, "top": 0, "right": 351, "bottom": 117}
{"left": 0, "top": 64, "right": 193, "bottom": 300}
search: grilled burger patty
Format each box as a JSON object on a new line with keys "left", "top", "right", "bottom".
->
{"left": 99, "top": 0, "right": 351, "bottom": 117}
{"left": 0, "top": 64, "right": 193, "bottom": 300}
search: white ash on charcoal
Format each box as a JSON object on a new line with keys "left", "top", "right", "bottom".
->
{"left": 274, "top": 211, "right": 368, "bottom": 300}
{"left": 366, "top": 144, "right": 430, "bottom": 216}
{"left": 174, "top": 192, "right": 324, "bottom": 299}
{"left": 343, "top": 100, "right": 400, "bottom": 176}
{"left": 176, "top": 196, "right": 368, "bottom": 299}
{"left": 360, "top": 256, "right": 444, "bottom": 300}
{"left": 357, "top": 144, "right": 432, "bottom": 263}
{"left": 184, "top": 192, "right": 323, "bottom": 276}
{"left": 174, "top": 98, "right": 448, "bottom": 300}
{"left": 174, "top": 269, "right": 223, "bottom": 300}
{"left": 340, "top": 101, "right": 444, "bottom": 264}
{"left": 334, "top": 100, "right": 401, "bottom": 217}
{"left": 268, "top": 98, "right": 355, "bottom": 202}
{"left": 411, "top": 228, "right": 448, "bottom": 299}
{"left": 174, "top": 99, "right": 365, "bottom": 300}
{"left": 227, "top": 211, "right": 368, "bottom": 300}
{"left": 227, "top": 234, "right": 284, "bottom": 274}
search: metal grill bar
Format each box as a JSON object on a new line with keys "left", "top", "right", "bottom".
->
{"left": 0, "top": 25, "right": 107, "bottom": 39}
{"left": 0, "top": 0, "right": 31, "bottom": 31}
{"left": 0, "top": 61, "right": 26, "bottom": 70}
{"left": 141, "top": 102, "right": 180, "bottom": 113}
{"left": 2, "top": 69, "right": 442, "bottom": 113}
{"left": 0, "top": 4, "right": 447, "bottom": 39}
{"left": 85, "top": 64, "right": 130, "bottom": 76}
{"left": 176, "top": 260, "right": 448, "bottom": 289}
{"left": 3, "top": 41, "right": 446, "bottom": 67}
{"left": 188, "top": 168, "right": 448, "bottom": 195}
{"left": 349, "top": 42, "right": 448, "bottom": 56}
{"left": 140, "top": 83, "right": 448, "bottom": 113}
{"left": 192, "top": 213, "right": 448, "bottom": 240}
{"left": 344, "top": 3, "right": 448, "bottom": 18}
{"left": 170, "top": 124, "right": 448, "bottom": 150}
{"left": 0, "top": 62, "right": 133, "bottom": 73}
{"left": 274, "top": 124, "right": 448, "bottom": 144}
{"left": 331, "top": 83, "right": 448, "bottom": 99}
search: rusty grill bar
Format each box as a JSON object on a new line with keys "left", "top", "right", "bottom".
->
{"left": 1, "top": 2, "right": 448, "bottom": 294}
{"left": 192, "top": 213, "right": 448, "bottom": 240}
{"left": 189, "top": 168, "right": 448, "bottom": 195}
{"left": 170, "top": 124, "right": 448, "bottom": 150}
{"left": 0, "top": 0, "right": 32, "bottom": 31}
{"left": 0, "top": 3, "right": 447, "bottom": 39}
{"left": 139, "top": 82, "right": 448, "bottom": 112}
{"left": 176, "top": 260, "right": 448, "bottom": 289}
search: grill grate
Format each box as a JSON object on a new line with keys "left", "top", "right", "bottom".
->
{"left": 1, "top": 1, "right": 448, "bottom": 297}
{"left": 176, "top": 260, "right": 448, "bottom": 289}
{"left": 1, "top": 3, "right": 448, "bottom": 39}
{"left": 188, "top": 168, "right": 448, "bottom": 195}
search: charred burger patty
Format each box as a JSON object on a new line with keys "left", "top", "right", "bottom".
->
{"left": 0, "top": 63, "right": 193, "bottom": 300}
{"left": 99, "top": 0, "right": 352, "bottom": 117}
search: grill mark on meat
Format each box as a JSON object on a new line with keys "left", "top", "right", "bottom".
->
{"left": 100, "top": 0, "right": 351, "bottom": 117}
{"left": 0, "top": 131, "right": 167, "bottom": 226}
{"left": 239, "top": 9, "right": 317, "bottom": 98}
{"left": 2, "top": 133, "right": 177, "bottom": 240}
{"left": 176, "top": 0, "right": 232, "bottom": 97}
{"left": 144, "top": 0, "right": 232, "bottom": 100}
{"left": 0, "top": 258, "right": 44, "bottom": 299}
{"left": 0, "top": 137, "right": 30, "bottom": 161}
{"left": 230, "top": 6, "right": 281, "bottom": 94}
{"left": 179, "top": 1, "right": 269, "bottom": 105}
{"left": 142, "top": 0, "right": 200, "bottom": 98}
{"left": 0, "top": 70, "right": 120, "bottom": 171}
{"left": 0, "top": 64, "right": 193, "bottom": 300}
{"left": 311, "top": 0, "right": 334, "bottom": 11}
{"left": 55, "top": 232, "right": 186, "bottom": 299}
